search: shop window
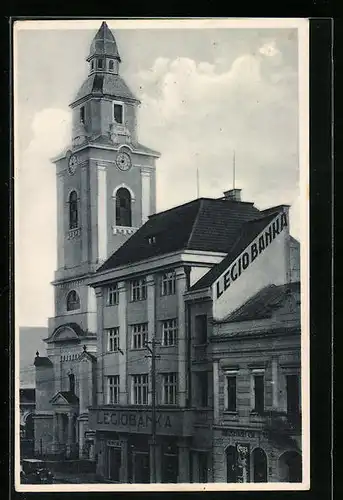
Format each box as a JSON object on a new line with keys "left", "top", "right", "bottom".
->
{"left": 130, "top": 278, "right": 147, "bottom": 302}
{"left": 68, "top": 190, "right": 78, "bottom": 229}
{"left": 66, "top": 290, "right": 80, "bottom": 311}
{"left": 198, "top": 452, "right": 208, "bottom": 483}
{"left": 107, "top": 445, "right": 121, "bottom": 481}
{"left": 253, "top": 374, "right": 265, "bottom": 414}
{"left": 162, "top": 373, "right": 177, "bottom": 405}
{"left": 107, "top": 375, "right": 120, "bottom": 404}
{"left": 132, "top": 374, "right": 149, "bottom": 405}
{"left": 113, "top": 102, "right": 123, "bottom": 124}
{"left": 226, "top": 446, "right": 237, "bottom": 483}
{"left": 194, "top": 314, "right": 207, "bottom": 344}
{"left": 225, "top": 374, "right": 237, "bottom": 412}
{"left": 107, "top": 328, "right": 120, "bottom": 352}
{"left": 252, "top": 448, "right": 268, "bottom": 482}
{"left": 162, "top": 319, "right": 177, "bottom": 346}
{"left": 131, "top": 323, "right": 148, "bottom": 350}
{"left": 161, "top": 271, "right": 176, "bottom": 296}
{"left": 106, "top": 284, "right": 119, "bottom": 306}
{"left": 116, "top": 187, "right": 132, "bottom": 227}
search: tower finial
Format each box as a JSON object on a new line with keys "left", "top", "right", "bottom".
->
{"left": 233, "top": 150, "right": 236, "bottom": 190}
{"left": 196, "top": 168, "right": 200, "bottom": 198}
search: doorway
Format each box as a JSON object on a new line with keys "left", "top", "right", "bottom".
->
{"left": 278, "top": 451, "right": 302, "bottom": 482}
{"left": 108, "top": 446, "right": 122, "bottom": 482}
{"left": 162, "top": 444, "right": 178, "bottom": 483}
{"left": 133, "top": 451, "right": 150, "bottom": 483}
{"left": 226, "top": 446, "right": 237, "bottom": 483}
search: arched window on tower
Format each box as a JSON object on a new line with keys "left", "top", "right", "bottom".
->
{"left": 69, "top": 191, "right": 78, "bottom": 229}
{"left": 109, "top": 60, "right": 114, "bottom": 72}
{"left": 69, "top": 373, "right": 75, "bottom": 394}
{"left": 66, "top": 290, "right": 80, "bottom": 311}
{"left": 115, "top": 188, "right": 132, "bottom": 227}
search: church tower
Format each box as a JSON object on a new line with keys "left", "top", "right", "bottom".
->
{"left": 33, "top": 23, "right": 159, "bottom": 458}
{"left": 50, "top": 22, "right": 159, "bottom": 338}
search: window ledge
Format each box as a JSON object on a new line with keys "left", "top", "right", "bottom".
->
{"left": 223, "top": 411, "right": 238, "bottom": 416}
{"left": 194, "top": 343, "right": 209, "bottom": 348}
{"left": 112, "top": 225, "right": 138, "bottom": 236}
{"left": 105, "top": 303, "right": 119, "bottom": 307}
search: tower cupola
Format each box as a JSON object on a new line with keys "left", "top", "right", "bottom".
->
{"left": 87, "top": 21, "right": 121, "bottom": 76}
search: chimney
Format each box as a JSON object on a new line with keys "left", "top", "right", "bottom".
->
{"left": 223, "top": 188, "right": 242, "bottom": 202}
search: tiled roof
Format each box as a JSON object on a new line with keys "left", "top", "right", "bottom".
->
{"left": 72, "top": 73, "right": 138, "bottom": 105}
{"left": 59, "top": 391, "right": 79, "bottom": 405}
{"left": 97, "top": 198, "right": 261, "bottom": 272}
{"left": 189, "top": 210, "right": 280, "bottom": 291}
{"left": 87, "top": 22, "right": 121, "bottom": 61}
{"left": 219, "top": 281, "right": 301, "bottom": 323}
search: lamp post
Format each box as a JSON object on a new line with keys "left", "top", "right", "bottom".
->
{"left": 144, "top": 338, "right": 160, "bottom": 483}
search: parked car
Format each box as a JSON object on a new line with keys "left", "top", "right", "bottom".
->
{"left": 21, "top": 459, "right": 54, "bottom": 484}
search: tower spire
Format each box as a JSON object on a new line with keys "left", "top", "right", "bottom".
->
{"left": 87, "top": 21, "right": 121, "bottom": 63}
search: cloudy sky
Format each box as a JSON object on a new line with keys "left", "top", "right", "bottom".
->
{"left": 14, "top": 19, "right": 308, "bottom": 327}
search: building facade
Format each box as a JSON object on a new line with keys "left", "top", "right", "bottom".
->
{"left": 20, "top": 388, "right": 36, "bottom": 458}
{"left": 31, "top": 21, "right": 303, "bottom": 484}
{"left": 33, "top": 22, "right": 159, "bottom": 459}
{"left": 87, "top": 195, "right": 301, "bottom": 483}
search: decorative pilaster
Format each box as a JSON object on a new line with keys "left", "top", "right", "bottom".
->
{"left": 176, "top": 268, "right": 188, "bottom": 407}
{"left": 271, "top": 357, "right": 279, "bottom": 409}
{"left": 118, "top": 281, "right": 128, "bottom": 405}
{"left": 140, "top": 167, "right": 151, "bottom": 224}
{"left": 213, "top": 361, "right": 220, "bottom": 423}
{"left": 80, "top": 161, "right": 89, "bottom": 263}
{"left": 56, "top": 172, "right": 64, "bottom": 269}
{"left": 95, "top": 288, "right": 105, "bottom": 405}
{"left": 97, "top": 163, "right": 107, "bottom": 263}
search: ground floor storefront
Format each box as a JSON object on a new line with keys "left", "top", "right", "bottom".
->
{"left": 212, "top": 426, "right": 302, "bottom": 483}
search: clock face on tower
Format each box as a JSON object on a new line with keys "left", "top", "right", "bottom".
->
{"left": 68, "top": 154, "right": 78, "bottom": 175}
{"left": 116, "top": 152, "right": 132, "bottom": 171}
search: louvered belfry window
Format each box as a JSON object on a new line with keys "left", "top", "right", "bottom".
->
{"left": 116, "top": 188, "right": 132, "bottom": 227}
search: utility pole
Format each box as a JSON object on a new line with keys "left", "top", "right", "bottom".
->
{"left": 144, "top": 338, "right": 160, "bottom": 483}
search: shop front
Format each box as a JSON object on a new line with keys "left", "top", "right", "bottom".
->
{"left": 90, "top": 407, "right": 193, "bottom": 483}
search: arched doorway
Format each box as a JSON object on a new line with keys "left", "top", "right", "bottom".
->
{"left": 252, "top": 448, "right": 268, "bottom": 482}
{"left": 226, "top": 445, "right": 237, "bottom": 483}
{"left": 278, "top": 451, "right": 302, "bottom": 482}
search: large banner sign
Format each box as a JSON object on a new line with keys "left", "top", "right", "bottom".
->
{"left": 212, "top": 210, "right": 289, "bottom": 321}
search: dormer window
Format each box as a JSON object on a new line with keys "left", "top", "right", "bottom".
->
{"left": 97, "top": 58, "right": 104, "bottom": 69}
{"left": 113, "top": 102, "right": 123, "bottom": 124}
{"left": 109, "top": 60, "right": 114, "bottom": 72}
{"left": 147, "top": 236, "right": 156, "bottom": 245}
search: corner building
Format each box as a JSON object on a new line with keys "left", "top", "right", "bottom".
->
{"left": 33, "top": 22, "right": 159, "bottom": 460}
{"left": 88, "top": 190, "right": 301, "bottom": 483}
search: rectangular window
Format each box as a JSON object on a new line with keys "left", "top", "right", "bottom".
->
{"left": 107, "top": 375, "right": 120, "bottom": 404}
{"left": 107, "top": 327, "right": 120, "bottom": 352}
{"left": 226, "top": 375, "right": 237, "bottom": 411}
{"left": 132, "top": 323, "right": 148, "bottom": 349}
{"left": 162, "top": 373, "right": 177, "bottom": 405}
{"left": 195, "top": 314, "right": 208, "bottom": 344}
{"left": 286, "top": 374, "right": 300, "bottom": 415}
{"left": 197, "top": 371, "right": 208, "bottom": 407}
{"left": 162, "top": 319, "right": 178, "bottom": 346}
{"left": 97, "top": 58, "right": 104, "bottom": 69}
{"left": 106, "top": 284, "right": 119, "bottom": 306}
{"left": 132, "top": 374, "right": 149, "bottom": 405}
{"left": 80, "top": 106, "right": 85, "bottom": 123}
{"left": 113, "top": 103, "right": 123, "bottom": 124}
{"left": 131, "top": 278, "right": 147, "bottom": 302}
{"left": 253, "top": 374, "right": 265, "bottom": 414}
{"left": 161, "top": 271, "right": 176, "bottom": 296}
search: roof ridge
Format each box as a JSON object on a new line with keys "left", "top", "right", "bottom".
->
{"left": 148, "top": 198, "right": 203, "bottom": 219}
{"left": 186, "top": 199, "right": 204, "bottom": 248}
